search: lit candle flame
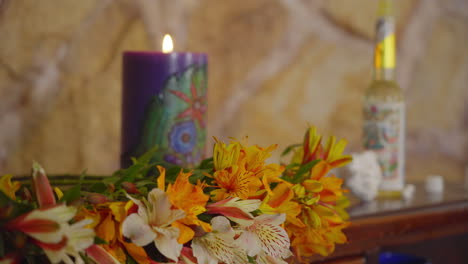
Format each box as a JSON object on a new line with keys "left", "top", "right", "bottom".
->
{"left": 162, "top": 34, "right": 174, "bottom": 53}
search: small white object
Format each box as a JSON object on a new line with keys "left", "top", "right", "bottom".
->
{"left": 425, "top": 175, "right": 444, "bottom": 193}
{"left": 344, "top": 151, "right": 382, "bottom": 201}
{"left": 402, "top": 184, "right": 415, "bottom": 200}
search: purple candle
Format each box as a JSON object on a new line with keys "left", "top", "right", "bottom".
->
{"left": 121, "top": 36, "right": 208, "bottom": 168}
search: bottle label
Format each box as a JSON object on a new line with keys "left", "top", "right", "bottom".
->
{"left": 363, "top": 102, "right": 405, "bottom": 190}
{"left": 374, "top": 17, "right": 395, "bottom": 69}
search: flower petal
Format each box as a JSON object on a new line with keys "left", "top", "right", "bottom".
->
{"left": 191, "top": 238, "right": 219, "bottom": 264}
{"left": 254, "top": 215, "right": 290, "bottom": 258}
{"left": 0, "top": 174, "right": 21, "bottom": 200}
{"left": 172, "top": 221, "right": 195, "bottom": 244}
{"left": 236, "top": 231, "right": 261, "bottom": 257}
{"left": 122, "top": 213, "right": 156, "bottom": 246}
{"left": 85, "top": 245, "right": 121, "bottom": 264}
{"left": 153, "top": 226, "right": 182, "bottom": 262}
{"left": 147, "top": 188, "right": 185, "bottom": 226}
{"left": 156, "top": 165, "right": 166, "bottom": 191}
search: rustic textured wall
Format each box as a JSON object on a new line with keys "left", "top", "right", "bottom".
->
{"left": 0, "top": 0, "right": 467, "bottom": 182}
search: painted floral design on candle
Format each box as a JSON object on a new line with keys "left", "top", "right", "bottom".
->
{"left": 124, "top": 64, "right": 207, "bottom": 168}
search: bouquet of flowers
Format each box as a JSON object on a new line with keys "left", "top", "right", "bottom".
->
{"left": 0, "top": 127, "right": 352, "bottom": 264}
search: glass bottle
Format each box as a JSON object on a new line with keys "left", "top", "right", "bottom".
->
{"left": 363, "top": 0, "right": 405, "bottom": 197}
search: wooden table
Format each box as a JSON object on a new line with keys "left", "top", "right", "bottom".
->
{"left": 308, "top": 182, "right": 468, "bottom": 264}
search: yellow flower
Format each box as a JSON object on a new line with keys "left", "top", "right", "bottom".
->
{"left": 211, "top": 165, "right": 262, "bottom": 201}
{"left": 261, "top": 183, "right": 304, "bottom": 228}
{"left": 301, "top": 127, "right": 322, "bottom": 164}
{"left": 0, "top": 174, "right": 21, "bottom": 200}
{"left": 299, "top": 126, "right": 352, "bottom": 170}
{"left": 242, "top": 143, "right": 278, "bottom": 175}
{"left": 322, "top": 136, "right": 353, "bottom": 168}
{"left": 213, "top": 138, "right": 241, "bottom": 171}
{"left": 260, "top": 164, "right": 286, "bottom": 195}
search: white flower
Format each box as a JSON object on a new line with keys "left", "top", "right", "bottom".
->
{"left": 236, "top": 214, "right": 291, "bottom": 260}
{"left": 43, "top": 219, "right": 95, "bottom": 264}
{"left": 256, "top": 251, "right": 291, "bottom": 264}
{"left": 192, "top": 216, "right": 248, "bottom": 264}
{"left": 7, "top": 205, "right": 96, "bottom": 264}
{"left": 122, "top": 188, "right": 185, "bottom": 262}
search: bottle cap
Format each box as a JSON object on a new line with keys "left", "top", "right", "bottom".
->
{"left": 425, "top": 175, "right": 444, "bottom": 193}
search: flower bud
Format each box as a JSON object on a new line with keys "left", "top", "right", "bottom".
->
{"left": 32, "top": 162, "right": 56, "bottom": 207}
{"left": 121, "top": 182, "right": 139, "bottom": 194}
{"left": 86, "top": 193, "right": 110, "bottom": 204}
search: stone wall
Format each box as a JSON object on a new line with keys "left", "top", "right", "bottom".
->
{"left": 0, "top": 0, "right": 467, "bottom": 182}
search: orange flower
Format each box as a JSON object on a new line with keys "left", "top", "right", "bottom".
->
{"left": 211, "top": 165, "right": 262, "bottom": 201}
{"left": 165, "top": 170, "right": 211, "bottom": 243}
{"left": 77, "top": 203, "right": 150, "bottom": 264}
{"left": 289, "top": 222, "right": 349, "bottom": 257}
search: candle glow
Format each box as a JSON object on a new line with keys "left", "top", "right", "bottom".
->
{"left": 162, "top": 34, "right": 174, "bottom": 53}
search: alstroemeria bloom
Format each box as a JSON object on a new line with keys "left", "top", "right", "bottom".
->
{"left": 6, "top": 205, "right": 96, "bottom": 264}
{"left": 191, "top": 216, "right": 248, "bottom": 264}
{"left": 211, "top": 165, "right": 262, "bottom": 201}
{"left": 260, "top": 183, "right": 304, "bottom": 228}
{"left": 122, "top": 188, "right": 185, "bottom": 262}
{"left": 212, "top": 138, "right": 241, "bottom": 171}
{"left": 6, "top": 205, "right": 76, "bottom": 244}
{"left": 206, "top": 197, "right": 260, "bottom": 225}
{"left": 256, "top": 251, "right": 290, "bottom": 264}
{"left": 41, "top": 218, "right": 95, "bottom": 264}
{"left": 164, "top": 169, "right": 211, "bottom": 243}
{"left": 236, "top": 214, "right": 291, "bottom": 260}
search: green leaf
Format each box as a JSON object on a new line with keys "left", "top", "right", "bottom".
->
{"left": 0, "top": 191, "right": 34, "bottom": 220}
{"left": 281, "top": 143, "right": 301, "bottom": 157}
{"left": 94, "top": 236, "right": 108, "bottom": 245}
{"left": 59, "top": 171, "right": 86, "bottom": 204}
{"left": 197, "top": 213, "right": 215, "bottom": 223}
{"left": 289, "top": 159, "right": 321, "bottom": 183}
{"left": 198, "top": 157, "right": 214, "bottom": 170}
{"left": 165, "top": 166, "right": 184, "bottom": 183}
{"left": 284, "top": 162, "right": 300, "bottom": 171}
{"left": 135, "top": 180, "right": 157, "bottom": 188}
{"left": 59, "top": 184, "right": 81, "bottom": 204}
{"left": 136, "top": 146, "right": 159, "bottom": 164}
{"left": 247, "top": 255, "right": 257, "bottom": 264}
{"left": 90, "top": 183, "right": 107, "bottom": 193}
{"left": 102, "top": 175, "right": 120, "bottom": 184}
{"left": 190, "top": 169, "right": 211, "bottom": 184}
{"left": 126, "top": 255, "right": 138, "bottom": 264}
